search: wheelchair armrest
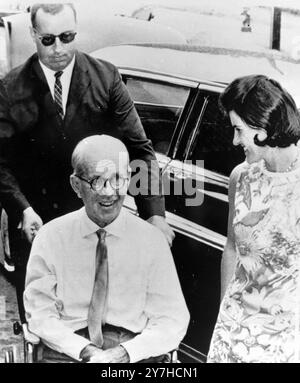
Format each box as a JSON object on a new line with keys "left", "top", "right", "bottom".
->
{"left": 22, "top": 324, "right": 43, "bottom": 363}
{"left": 22, "top": 323, "right": 40, "bottom": 344}
{"left": 6, "top": 323, "right": 41, "bottom": 363}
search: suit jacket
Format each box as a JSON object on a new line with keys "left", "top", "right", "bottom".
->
{"left": 0, "top": 51, "right": 164, "bottom": 225}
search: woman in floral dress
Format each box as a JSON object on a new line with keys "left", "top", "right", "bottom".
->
{"left": 207, "top": 75, "right": 300, "bottom": 363}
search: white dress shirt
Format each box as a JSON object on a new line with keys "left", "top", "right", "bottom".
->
{"left": 24, "top": 207, "right": 190, "bottom": 362}
{"left": 39, "top": 55, "right": 75, "bottom": 115}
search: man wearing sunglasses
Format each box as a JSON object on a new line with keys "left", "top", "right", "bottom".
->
{"left": 0, "top": 3, "right": 174, "bottom": 328}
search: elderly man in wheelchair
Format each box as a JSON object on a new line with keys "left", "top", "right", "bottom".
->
{"left": 6, "top": 135, "right": 189, "bottom": 363}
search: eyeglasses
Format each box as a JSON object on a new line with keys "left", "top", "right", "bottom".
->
{"left": 75, "top": 174, "right": 129, "bottom": 192}
{"left": 34, "top": 29, "right": 77, "bottom": 46}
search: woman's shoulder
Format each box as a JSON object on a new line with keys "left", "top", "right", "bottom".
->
{"left": 229, "top": 161, "right": 249, "bottom": 185}
{"left": 230, "top": 160, "right": 265, "bottom": 186}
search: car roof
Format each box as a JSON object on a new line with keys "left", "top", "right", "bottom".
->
{"left": 91, "top": 43, "right": 300, "bottom": 105}
{"left": 2, "top": 13, "right": 186, "bottom": 74}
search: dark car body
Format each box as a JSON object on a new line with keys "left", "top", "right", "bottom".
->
{"left": 91, "top": 43, "right": 300, "bottom": 362}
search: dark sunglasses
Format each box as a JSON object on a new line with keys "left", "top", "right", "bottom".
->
{"left": 34, "top": 29, "right": 77, "bottom": 46}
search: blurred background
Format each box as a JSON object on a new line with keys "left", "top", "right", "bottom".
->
{"left": 1, "top": 0, "right": 300, "bottom": 78}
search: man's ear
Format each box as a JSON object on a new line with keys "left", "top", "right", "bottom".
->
{"left": 70, "top": 175, "right": 82, "bottom": 199}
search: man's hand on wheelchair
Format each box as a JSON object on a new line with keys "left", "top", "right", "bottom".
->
{"left": 80, "top": 344, "right": 130, "bottom": 363}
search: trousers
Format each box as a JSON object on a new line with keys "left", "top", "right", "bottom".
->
{"left": 38, "top": 324, "right": 169, "bottom": 363}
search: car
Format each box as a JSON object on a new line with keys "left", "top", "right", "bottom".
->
{"left": 90, "top": 43, "right": 300, "bottom": 362}
{"left": 0, "top": 10, "right": 186, "bottom": 77}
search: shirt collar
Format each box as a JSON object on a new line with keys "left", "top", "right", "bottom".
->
{"left": 39, "top": 54, "right": 75, "bottom": 79}
{"left": 79, "top": 207, "right": 127, "bottom": 239}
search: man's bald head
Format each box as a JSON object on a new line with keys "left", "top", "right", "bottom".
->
{"left": 70, "top": 135, "right": 131, "bottom": 227}
{"left": 72, "top": 135, "right": 129, "bottom": 177}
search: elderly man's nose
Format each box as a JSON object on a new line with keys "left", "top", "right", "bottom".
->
{"left": 99, "top": 181, "right": 115, "bottom": 196}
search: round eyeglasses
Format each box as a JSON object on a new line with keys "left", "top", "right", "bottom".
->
{"left": 34, "top": 29, "right": 77, "bottom": 46}
{"left": 75, "top": 174, "right": 129, "bottom": 192}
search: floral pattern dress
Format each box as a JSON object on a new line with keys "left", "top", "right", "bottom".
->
{"left": 207, "top": 161, "right": 300, "bottom": 363}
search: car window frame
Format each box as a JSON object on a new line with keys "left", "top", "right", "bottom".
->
{"left": 119, "top": 68, "right": 200, "bottom": 159}
{"left": 184, "top": 84, "right": 226, "bottom": 159}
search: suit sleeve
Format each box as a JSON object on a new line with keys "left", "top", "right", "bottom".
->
{"left": 109, "top": 66, "right": 165, "bottom": 220}
{"left": 0, "top": 80, "right": 30, "bottom": 222}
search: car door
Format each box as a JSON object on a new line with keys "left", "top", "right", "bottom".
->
{"left": 120, "top": 72, "right": 210, "bottom": 360}
{"left": 184, "top": 86, "right": 245, "bottom": 233}
{"left": 120, "top": 72, "right": 243, "bottom": 361}
{"left": 161, "top": 84, "right": 244, "bottom": 360}
{"left": 121, "top": 70, "right": 197, "bottom": 157}
{"left": 120, "top": 71, "right": 201, "bottom": 215}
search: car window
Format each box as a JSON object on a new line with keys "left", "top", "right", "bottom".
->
{"left": 125, "top": 77, "right": 190, "bottom": 155}
{"left": 188, "top": 91, "right": 244, "bottom": 177}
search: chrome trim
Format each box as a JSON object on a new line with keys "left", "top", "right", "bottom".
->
{"left": 134, "top": 100, "right": 184, "bottom": 110}
{"left": 198, "top": 83, "right": 225, "bottom": 93}
{"left": 204, "top": 168, "right": 229, "bottom": 186}
{"left": 124, "top": 195, "right": 226, "bottom": 251}
{"left": 118, "top": 64, "right": 227, "bottom": 91}
{"left": 179, "top": 342, "right": 207, "bottom": 363}
{"left": 183, "top": 96, "right": 208, "bottom": 161}
{"left": 203, "top": 189, "right": 228, "bottom": 203}
{"left": 166, "top": 159, "right": 229, "bottom": 190}
{"left": 172, "top": 89, "right": 199, "bottom": 159}
{"left": 164, "top": 167, "right": 229, "bottom": 202}
{"left": 166, "top": 211, "right": 226, "bottom": 251}
{"left": 119, "top": 67, "right": 200, "bottom": 88}
{"left": 156, "top": 152, "right": 172, "bottom": 171}
{"left": 183, "top": 83, "right": 233, "bottom": 176}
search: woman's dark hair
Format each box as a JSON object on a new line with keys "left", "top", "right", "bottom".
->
{"left": 219, "top": 74, "right": 300, "bottom": 147}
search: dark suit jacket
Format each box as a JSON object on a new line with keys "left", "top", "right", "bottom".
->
{"left": 0, "top": 51, "right": 164, "bottom": 225}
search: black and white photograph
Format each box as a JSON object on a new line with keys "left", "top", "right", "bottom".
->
{"left": 0, "top": 0, "right": 300, "bottom": 366}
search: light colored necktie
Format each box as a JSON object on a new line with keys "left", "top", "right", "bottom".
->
{"left": 88, "top": 229, "right": 109, "bottom": 347}
{"left": 54, "top": 71, "right": 64, "bottom": 120}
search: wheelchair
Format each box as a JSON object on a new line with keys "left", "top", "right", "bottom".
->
{"left": 4, "top": 323, "right": 41, "bottom": 363}
{"left": 4, "top": 322, "right": 178, "bottom": 363}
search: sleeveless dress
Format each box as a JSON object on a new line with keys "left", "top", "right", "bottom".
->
{"left": 207, "top": 160, "right": 300, "bottom": 363}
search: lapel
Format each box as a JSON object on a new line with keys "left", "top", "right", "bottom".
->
{"left": 64, "top": 52, "right": 91, "bottom": 128}
{"left": 30, "top": 55, "right": 58, "bottom": 119}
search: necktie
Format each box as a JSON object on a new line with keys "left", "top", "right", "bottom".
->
{"left": 54, "top": 71, "right": 64, "bottom": 120}
{"left": 88, "top": 229, "right": 109, "bottom": 347}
